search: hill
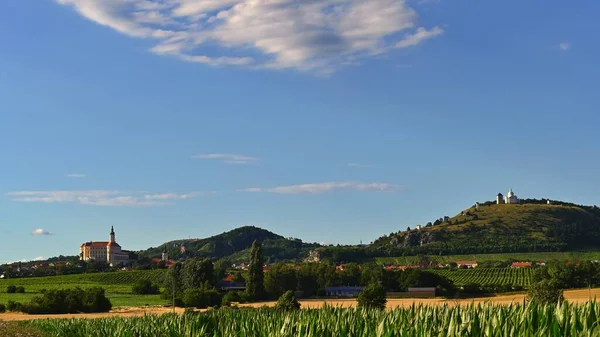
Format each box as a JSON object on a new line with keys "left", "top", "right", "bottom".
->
{"left": 316, "top": 200, "right": 600, "bottom": 261}
{"left": 139, "top": 226, "right": 320, "bottom": 263}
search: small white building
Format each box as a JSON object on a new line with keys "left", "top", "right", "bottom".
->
{"left": 497, "top": 189, "right": 520, "bottom": 205}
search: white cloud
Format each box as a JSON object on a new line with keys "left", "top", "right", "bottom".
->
{"left": 8, "top": 190, "right": 206, "bottom": 206}
{"left": 244, "top": 181, "right": 402, "bottom": 194}
{"left": 559, "top": 42, "right": 571, "bottom": 51}
{"left": 395, "top": 27, "right": 444, "bottom": 49}
{"left": 54, "top": 0, "right": 443, "bottom": 73}
{"left": 192, "top": 153, "right": 259, "bottom": 165}
{"left": 31, "top": 229, "right": 54, "bottom": 236}
{"left": 66, "top": 173, "right": 86, "bottom": 178}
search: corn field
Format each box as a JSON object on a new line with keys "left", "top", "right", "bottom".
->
{"left": 23, "top": 301, "right": 600, "bottom": 337}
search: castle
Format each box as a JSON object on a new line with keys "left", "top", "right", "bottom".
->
{"left": 79, "top": 226, "right": 132, "bottom": 266}
{"left": 496, "top": 188, "right": 520, "bottom": 204}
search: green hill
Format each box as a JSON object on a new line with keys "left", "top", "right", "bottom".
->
{"left": 140, "top": 226, "right": 320, "bottom": 263}
{"left": 314, "top": 200, "right": 600, "bottom": 261}
{"left": 371, "top": 200, "right": 600, "bottom": 255}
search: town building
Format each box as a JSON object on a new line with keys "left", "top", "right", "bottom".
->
{"left": 79, "top": 226, "right": 132, "bottom": 266}
{"left": 456, "top": 260, "right": 478, "bottom": 268}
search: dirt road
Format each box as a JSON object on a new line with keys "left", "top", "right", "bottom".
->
{"left": 1, "top": 288, "right": 599, "bottom": 321}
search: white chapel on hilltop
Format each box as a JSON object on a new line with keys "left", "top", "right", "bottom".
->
{"left": 80, "top": 226, "right": 132, "bottom": 266}
{"left": 496, "top": 188, "right": 520, "bottom": 204}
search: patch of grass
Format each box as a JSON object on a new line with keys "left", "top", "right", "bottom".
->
{"left": 0, "top": 270, "right": 169, "bottom": 308}
{"left": 0, "top": 321, "right": 44, "bottom": 337}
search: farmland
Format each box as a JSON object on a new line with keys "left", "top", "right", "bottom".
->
{"left": 18, "top": 301, "right": 600, "bottom": 337}
{"left": 432, "top": 267, "right": 534, "bottom": 287}
{"left": 375, "top": 251, "right": 600, "bottom": 265}
{"left": 0, "top": 270, "right": 168, "bottom": 307}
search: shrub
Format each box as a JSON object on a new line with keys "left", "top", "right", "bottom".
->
{"left": 357, "top": 283, "right": 387, "bottom": 310}
{"left": 6, "top": 285, "right": 16, "bottom": 294}
{"left": 222, "top": 291, "right": 243, "bottom": 306}
{"left": 528, "top": 279, "right": 564, "bottom": 305}
{"left": 183, "top": 289, "right": 222, "bottom": 309}
{"left": 132, "top": 279, "right": 160, "bottom": 295}
{"left": 15, "top": 287, "right": 112, "bottom": 314}
{"left": 6, "top": 301, "right": 23, "bottom": 312}
{"left": 275, "top": 291, "right": 300, "bottom": 311}
{"left": 15, "top": 286, "right": 25, "bottom": 294}
{"left": 0, "top": 303, "right": 5, "bottom": 313}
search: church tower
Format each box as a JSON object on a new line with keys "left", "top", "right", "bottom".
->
{"left": 162, "top": 245, "right": 168, "bottom": 263}
{"left": 109, "top": 226, "right": 116, "bottom": 243}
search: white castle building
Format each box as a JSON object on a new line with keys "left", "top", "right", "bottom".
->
{"left": 80, "top": 226, "right": 132, "bottom": 266}
{"left": 496, "top": 188, "right": 520, "bottom": 205}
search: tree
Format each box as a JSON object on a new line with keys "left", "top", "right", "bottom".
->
{"left": 337, "top": 263, "right": 361, "bottom": 286}
{"left": 275, "top": 290, "right": 300, "bottom": 311}
{"left": 528, "top": 279, "right": 564, "bottom": 305}
{"left": 246, "top": 240, "right": 266, "bottom": 301}
{"left": 357, "top": 283, "right": 387, "bottom": 310}
{"left": 265, "top": 263, "right": 297, "bottom": 299}
{"left": 132, "top": 279, "right": 160, "bottom": 295}
{"left": 182, "top": 288, "right": 221, "bottom": 309}
{"left": 182, "top": 258, "right": 214, "bottom": 290}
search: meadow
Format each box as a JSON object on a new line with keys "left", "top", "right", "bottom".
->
{"left": 0, "top": 270, "right": 169, "bottom": 307}
{"left": 20, "top": 301, "right": 600, "bottom": 337}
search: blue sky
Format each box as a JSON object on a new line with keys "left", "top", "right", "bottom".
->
{"left": 1, "top": 0, "right": 599, "bottom": 264}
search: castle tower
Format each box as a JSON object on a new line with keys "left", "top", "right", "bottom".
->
{"left": 496, "top": 193, "right": 505, "bottom": 204}
{"left": 162, "top": 245, "right": 168, "bottom": 263}
{"left": 109, "top": 226, "right": 115, "bottom": 243}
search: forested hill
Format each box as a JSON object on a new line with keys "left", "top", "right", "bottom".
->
{"left": 139, "top": 226, "right": 320, "bottom": 263}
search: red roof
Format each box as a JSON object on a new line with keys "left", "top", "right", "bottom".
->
{"left": 511, "top": 262, "right": 532, "bottom": 268}
{"left": 456, "top": 260, "right": 478, "bottom": 265}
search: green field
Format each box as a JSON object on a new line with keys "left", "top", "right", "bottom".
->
{"left": 432, "top": 267, "right": 534, "bottom": 287}
{"left": 0, "top": 270, "right": 169, "bottom": 307}
{"left": 22, "top": 302, "right": 600, "bottom": 337}
{"left": 375, "top": 251, "right": 600, "bottom": 265}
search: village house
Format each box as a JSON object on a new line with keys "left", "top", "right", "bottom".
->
{"left": 456, "top": 260, "right": 478, "bottom": 268}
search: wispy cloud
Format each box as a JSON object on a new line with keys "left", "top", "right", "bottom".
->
{"left": 559, "top": 42, "right": 571, "bottom": 51}
{"left": 347, "top": 163, "right": 373, "bottom": 168}
{"left": 54, "top": 0, "right": 443, "bottom": 73}
{"left": 66, "top": 173, "right": 86, "bottom": 178}
{"left": 192, "top": 153, "right": 259, "bottom": 165}
{"left": 395, "top": 27, "right": 444, "bottom": 49}
{"left": 8, "top": 190, "right": 206, "bottom": 207}
{"left": 244, "top": 181, "right": 402, "bottom": 194}
{"left": 31, "top": 229, "right": 54, "bottom": 236}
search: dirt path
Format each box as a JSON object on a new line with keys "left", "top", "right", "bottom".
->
{"left": 2, "top": 288, "right": 599, "bottom": 321}
{"left": 0, "top": 306, "right": 185, "bottom": 321}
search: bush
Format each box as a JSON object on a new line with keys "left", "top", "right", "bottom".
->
{"left": 0, "top": 303, "right": 5, "bottom": 313}
{"left": 15, "top": 287, "right": 112, "bottom": 314}
{"left": 222, "top": 291, "right": 243, "bottom": 306}
{"left": 528, "top": 279, "right": 564, "bottom": 305}
{"left": 132, "top": 279, "right": 160, "bottom": 295}
{"left": 275, "top": 291, "right": 300, "bottom": 311}
{"left": 357, "top": 283, "right": 387, "bottom": 310}
{"left": 183, "top": 289, "right": 222, "bottom": 309}
{"left": 6, "top": 285, "right": 16, "bottom": 294}
{"left": 15, "top": 286, "right": 25, "bottom": 294}
{"left": 7, "top": 301, "right": 23, "bottom": 312}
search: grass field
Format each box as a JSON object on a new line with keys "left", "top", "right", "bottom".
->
{"left": 0, "top": 270, "right": 169, "bottom": 308}
{"left": 375, "top": 251, "right": 600, "bottom": 265}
